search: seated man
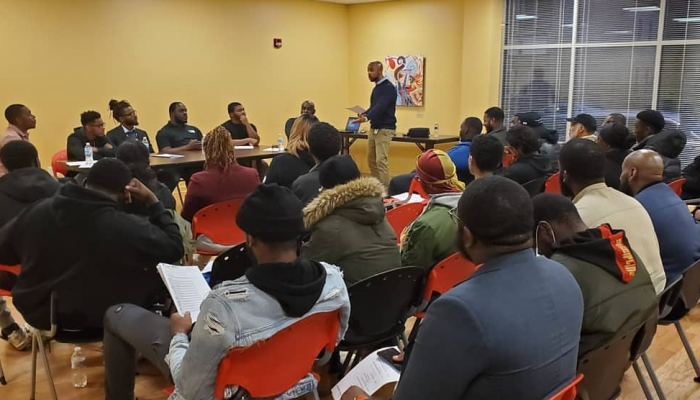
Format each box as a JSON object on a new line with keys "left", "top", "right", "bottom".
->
{"left": 499, "top": 125, "right": 551, "bottom": 185}
{"left": 0, "top": 140, "right": 59, "bottom": 350}
{"left": 532, "top": 193, "right": 657, "bottom": 355}
{"left": 302, "top": 156, "right": 400, "bottom": 284}
{"left": 342, "top": 176, "right": 583, "bottom": 400}
{"left": 401, "top": 149, "right": 465, "bottom": 271}
{"left": 515, "top": 112, "right": 560, "bottom": 171}
{"left": 106, "top": 99, "right": 154, "bottom": 152}
{"left": 560, "top": 139, "right": 666, "bottom": 294}
{"left": 155, "top": 102, "right": 203, "bottom": 190}
{"left": 633, "top": 109, "right": 686, "bottom": 182}
{"left": 67, "top": 110, "right": 114, "bottom": 161}
{"left": 567, "top": 113, "right": 597, "bottom": 141}
{"left": 103, "top": 184, "right": 350, "bottom": 400}
{"left": 292, "top": 122, "right": 342, "bottom": 206}
{"left": 468, "top": 134, "right": 504, "bottom": 179}
{"left": 620, "top": 150, "right": 700, "bottom": 282}
{"left": 0, "top": 104, "right": 36, "bottom": 176}
{"left": 0, "top": 159, "right": 184, "bottom": 330}
{"left": 285, "top": 100, "right": 316, "bottom": 138}
{"left": 221, "top": 102, "right": 260, "bottom": 146}
{"left": 116, "top": 141, "right": 176, "bottom": 213}
{"left": 483, "top": 106, "right": 507, "bottom": 145}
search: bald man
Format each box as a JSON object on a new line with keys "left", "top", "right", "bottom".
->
{"left": 620, "top": 150, "right": 700, "bottom": 282}
{"left": 284, "top": 100, "right": 316, "bottom": 138}
{"left": 353, "top": 61, "right": 397, "bottom": 188}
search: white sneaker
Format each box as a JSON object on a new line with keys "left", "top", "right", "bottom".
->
{"left": 7, "top": 326, "right": 31, "bottom": 351}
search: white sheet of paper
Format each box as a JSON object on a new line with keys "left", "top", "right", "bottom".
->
{"left": 391, "top": 193, "right": 425, "bottom": 204}
{"left": 233, "top": 145, "right": 254, "bottom": 150}
{"left": 65, "top": 161, "right": 93, "bottom": 168}
{"left": 346, "top": 105, "right": 367, "bottom": 114}
{"left": 201, "top": 259, "right": 215, "bottom": 274}
{"left": 151, "top": 154, "right": 185, "bottom": 158}
{"left": 331, "top": 347, "right": 400, "bottom": 400}
{"left": 264, "top": 147, "right": 283, "bottom": 152}
{"left": 157, "top": 264, "right": 211, "bottom": 322}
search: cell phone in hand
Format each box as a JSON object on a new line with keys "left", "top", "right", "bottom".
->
{"left": 377, "top": 348, "right": 402, "bottom": 371}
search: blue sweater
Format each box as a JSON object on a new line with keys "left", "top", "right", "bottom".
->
{"left": 393, "top": 249, "right": 583, "bottom": 400}
{"left": 636, "top": 182, "right": 700, "bottom": 281}
{"left": 447, "top": 141, "right": 471, "bottom": 181}
{"left": 365, "top": 79, "right": 397, "bottom": 130}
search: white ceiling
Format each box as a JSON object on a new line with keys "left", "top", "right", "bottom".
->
{"left": 315, "top": 0, "right": 399, "bottom": 4}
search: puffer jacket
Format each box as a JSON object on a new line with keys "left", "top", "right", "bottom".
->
{"left": 639, "top": 129, "right": 686, "bottom": 182}
{"left": 302, "top": 177, "right": 400, "bottom": 284}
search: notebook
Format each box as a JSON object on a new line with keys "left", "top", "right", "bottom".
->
{"left": 157, "top": 263, "right": 211, "bottom": 322}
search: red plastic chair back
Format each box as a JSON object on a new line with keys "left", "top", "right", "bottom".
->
{"left": 668, "top": 178, "right": 685, "bottom": 196}
{"left": 0, "top": 264, "right": 20, "bottom": 297}
{"left": 549, "top": 373, "right": 583, "bottom": 400}
{"left": 415, "top": 253, "right": 479, "bottom": 318}
{"left": 386, "top": 202, "right": 425, "bottom": 243}
{"left": 407, "top": 177, "right": 429, "bottom": 200}
{"left": 51, "top": 150, "right": 68, "bottom": 178}
{"left": 192, "top": 198, "right": 246, "bottom": 246}
{"left": 545, "top": 172, "right": 561, "bottom": 194}
{"left": 502, "top": 152, "right": 516, "bottom": 168}
{"left": 214, "top": 310, "right": 340, "bottom": 399}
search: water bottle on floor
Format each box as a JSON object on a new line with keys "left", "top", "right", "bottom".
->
{"left": 71, "top": 346, "right": 87, "bottom": 388}
{"left": 278, "top": 134, "right": 284, "bottom": 151}
{"left": 84, "top": 143, "right": 93, "bottom": 165}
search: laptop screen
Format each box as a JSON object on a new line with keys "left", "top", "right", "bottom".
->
{"left": 345, "top": 117, "right": 361, "bottom": 132}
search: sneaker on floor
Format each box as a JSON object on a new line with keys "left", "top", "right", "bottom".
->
{"left": 1, "top": 323, "right": 31, "bottom": 351}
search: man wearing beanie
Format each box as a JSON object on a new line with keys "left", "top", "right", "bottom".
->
{"left": 401, "top": 149, "right": 465, "bottom": 271}
{"left": 103, "top": 184, "right": 351, "bottom": 400}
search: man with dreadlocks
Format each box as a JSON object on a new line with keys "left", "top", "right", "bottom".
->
{"left": 400, "top": 149, "right": 466, "bottom": 271}
{"left": 180, "top": 126, "right": 260, "bottom": 222}
{"left": 106, "top": 99, "right": 155, "bottom": 153}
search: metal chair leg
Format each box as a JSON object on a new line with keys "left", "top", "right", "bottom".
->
{"left": 35, "top": 332, "right": 58, "bottom": 400}
{"left": 674, "top": 320, "right": 700, "bottom": 382}
{"left": 0, "top": 355, "right": 6, "bottom": 385}
{"left": 312, "top": 388, "right": 321, "bottom": 400}
{"left": 632, "top": 359, "right": 655, "bottom": 400}
{"left": 175, "top": 181, "right": 184, "bottom": 204}
{"left": 642, "top": 352, "right": 667, "bottom": 400}
{"left": 30, "top": 331, "right": 38, "bottom": 400}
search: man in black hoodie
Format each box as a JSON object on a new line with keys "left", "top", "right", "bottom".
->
{"left": 0, "top": 158, "right": 184, "bottom": 330}
{"left": 532, "top": 193, "right": 657, "bottom": 355}
{"left": 633, "top": 109, "right": 686, "bottom": 182}
{"left": 499, "top": 125, "right": 552, "bottom": 185}
{"left": 0, "top": 141, "right": 59, "bottom": 350}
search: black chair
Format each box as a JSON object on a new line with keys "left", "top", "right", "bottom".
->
{"left": 521, "top": 176, "right": 548, "bottom": 197}
{"left": 576, "top": 321, "right": 647, "bottom": 400}
{"left": 209, "top": 242, "right": 254, "bottom": 287}
{"left": 337, "top": 267, "right": 424, "bottom": 374}
{"left": 29, "top": 292, "right": 103, "bottom": 400}
{"left": 631, "top": 275, "right": 684, "bottom": 400}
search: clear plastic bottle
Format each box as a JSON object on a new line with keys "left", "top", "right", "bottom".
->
{"left": 433, "top": 122, "right": 440, "bottom": 138}
{"left": 277, "top": 134, "right": 284, "bottom": 151}
{"left": 84, "top": 143, "right": 94, "bottom": 164}
{"left": 71, "top": 346, "right": 87, "bottom": 388}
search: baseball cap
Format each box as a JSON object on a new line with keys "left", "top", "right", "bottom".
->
{"left": 516, "top": 112, "right": 543, "bottom": 127}
{"left": 567, "top": 113, "right": 597, "bottom": 133}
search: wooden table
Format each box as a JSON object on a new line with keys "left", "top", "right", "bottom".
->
{"left": 340, "top": 131, "right": 460, "bottom": 155}
{"left": 62, "top": 146, "right": 284, "bottom": 173}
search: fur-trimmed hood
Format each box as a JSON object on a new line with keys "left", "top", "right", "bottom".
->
{"left": 304, "top": 177, "right": 386, "bottom": 228}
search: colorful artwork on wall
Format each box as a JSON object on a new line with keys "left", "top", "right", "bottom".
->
{"left": 385, "top": 55, "right": 424, "bottom": 107}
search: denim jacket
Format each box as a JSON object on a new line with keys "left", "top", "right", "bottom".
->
{"left": 165, "top": 262, "right": 350, "bottom": 400}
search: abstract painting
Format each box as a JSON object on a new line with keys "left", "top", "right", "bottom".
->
{"left": 385, "top": 55, "right": 424, "bottom": 107}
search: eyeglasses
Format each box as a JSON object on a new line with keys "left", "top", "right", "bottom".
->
{"left": 449, "top": 207, "right": 461, "bottom": 223}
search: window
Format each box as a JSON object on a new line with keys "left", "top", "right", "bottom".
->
{"left": 502, "top": 0, "right": 700, "bottom": 166}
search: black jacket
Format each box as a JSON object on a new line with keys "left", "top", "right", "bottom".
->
{"left": 499, "top": 154, "right": 551, "bottom": 185}
{"left": 265, "top": 149, "right": 316, "bottom": 188}
{"left": 67, "top": 127, "right": 115, "bottom": 161}
{"left": 604, "top": 149, "right": 630, "bottom": 190}
{"left": 105, "top": 126, "right": 154, "bottom": 153}
{"left": 0, "top": 183, "right": 184, "bottom": 330}
{"left": 292, "top": 165, "right": 322, "bottom": 206}
{"left": 682, "top": 155, "right": 700, "bottom": 200}
{"left": 635, "top": 130, "right": 686, "bottom": 182}
{"left": 0, "top": 168, "right": 61, "bottom": 228}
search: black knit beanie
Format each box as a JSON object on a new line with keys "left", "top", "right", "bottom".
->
{"left": 319, "top": 155, "right": 361, "bottom": 189}
{"left": 235, "top": 184, "right": 305, "bottom": 242}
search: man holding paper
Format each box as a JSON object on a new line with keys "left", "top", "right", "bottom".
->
{"left": 353, "top": 61, "right": 397, "bottom": 188}
{"left": 103, "top": 184, "right": 350, "bottom": 400}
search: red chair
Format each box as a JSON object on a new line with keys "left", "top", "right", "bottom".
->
{"left": 668, "top": 178, "right": 685, "bottom": 196}
{"left": 214, "top": 310, "right": 340, "bottom": 400}
{"left": 502, "top": 152, "right": 516, "bottom": 168}
{"left": 407, "top": 177, "right": 429, "bottom": 200}
{"left": 414, "top": 253, "right": 478, "bottom": 319}
{"left": 549, "top": 373, "right": 583, "bottom": 400}
{"left": 386, "top": 202, "right": 425, "bottom": 243}
{"left": 192, "top": 198, "right": 246, "bottom": 255}
{"left": 545, "top": 172, "right": 561, "bottom": 194}
{"left": 51, "top": 150, "right": 68, "bottom": 178}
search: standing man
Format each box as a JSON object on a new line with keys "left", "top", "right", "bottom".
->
{"left": 483, "top": 106, "right": 507, "bottom": 145}
{"left": 285, "top": 100, "right": 316, "bottom": 138}
{"left": 106, "top": 99, "right": 154, "bottom": 152}
{"left": 221, "top": 102, "right": 260, "bottom": 146}
{"left": 0, "top": 104, "right": 36, "bottom": 176}
{"left": 354, "top": 61, "right": 397, "bottom": 188}
{"left": 155, "top": 102, "right": 203, "bottom": 190}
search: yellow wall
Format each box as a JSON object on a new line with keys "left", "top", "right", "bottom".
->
{"left": 348, "top": 0, "right": 504, "bottom": 174}
{"left": 0, "top": 0, "right": 350, "bottom": 167}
